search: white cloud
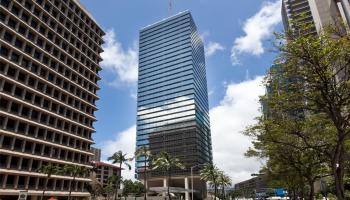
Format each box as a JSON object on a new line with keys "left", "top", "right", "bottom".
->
{"left": 205, "top": 41, "right": 225, "bottom": 57}
{"left": 101, "top": 29, "right": 138, "bottom": 85}
{"left": 210, "top": 76, "right": 265, "bottom": 184}
{"left": 99, "top": 77, "right": 265, "bottom": 184}
{"left": 231, "top": 0, "right": 281, "bottom": 65}
{"left": 100, "top": 125, "right": 136, "bottom": 180}
{"left": 200, "top": 32, "right": 225, "bottom": 57}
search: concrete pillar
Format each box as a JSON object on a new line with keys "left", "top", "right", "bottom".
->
{"left": 340, "top": 0, "right": 350, "bottom": 27}
{"left": 184, "top": 177, "right": 189, "bottom": 200}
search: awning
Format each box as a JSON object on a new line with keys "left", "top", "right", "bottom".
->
{"left": 149, "top": 187, "right": 197, "bottom": 194}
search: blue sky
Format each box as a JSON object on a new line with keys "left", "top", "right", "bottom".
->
{"left": 81, "top": 0, "right": 283, "bottom": 182}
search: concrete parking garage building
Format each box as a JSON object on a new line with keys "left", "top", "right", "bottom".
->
{"left": 0, "top": 0, "right": 104, "bottom": 199}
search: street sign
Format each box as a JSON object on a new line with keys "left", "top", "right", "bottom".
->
{"left": 18, "top": 191, "right": 27, "bottom": 200}
{"left": 275, "top": 188, "right": 285, "bottom": 197}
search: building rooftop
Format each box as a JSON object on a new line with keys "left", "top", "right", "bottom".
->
{"left": 140, "top": 10, "right": 191, "bottom": 32}
{"left": 72, "top": 0, "right": 104, "bottom": 31}
{"left": 93, "top": 161, "right": 122, "bottom": 170}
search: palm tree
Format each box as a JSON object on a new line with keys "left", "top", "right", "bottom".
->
{"left": 217, "top": 171, "right": 231, "bottom": 200}
{"left": 38, "top": 163, "right": 60, "bottom": 200}
{"left": 152, "top": 151, "right": 185, "bottom": 200}
{"left": 108, "top": 151, "right": 132, "bottom": 199}
{"left": 135, "top": 146, "right": 152, "bottom": 200}
{"left": 62, "top": 164, "right": 89, "bottom": 200}
{"left": 200, "top": 164, "right": 220, "bottom": 200}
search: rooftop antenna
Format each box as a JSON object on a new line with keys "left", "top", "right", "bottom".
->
{"left": 168, "top": 0, "right": 173, "bottom": 16}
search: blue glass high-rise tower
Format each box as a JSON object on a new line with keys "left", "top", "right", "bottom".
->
{"left": 136, "top": 11, "right": 212, "bottom": 198}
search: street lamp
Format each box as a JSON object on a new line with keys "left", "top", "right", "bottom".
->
{"left": 190, "top": 163, "right": 206, "bottom": 200}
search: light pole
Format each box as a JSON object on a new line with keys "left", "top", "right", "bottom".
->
{"left": 190, "top": 163, "right": 206, "bottom": 200}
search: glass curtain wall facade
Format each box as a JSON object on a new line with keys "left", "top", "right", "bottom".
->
{"left": 136, "top": 11, "right": 212, "bottom": 178}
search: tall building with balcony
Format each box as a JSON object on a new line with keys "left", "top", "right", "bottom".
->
{"left": 282, "top": 0, "right": 350, "bottom": 34}
{"left": 0, "top": 0, "right": 104, "bottom": 199}
{"left": 136, "top": 11, "right": 212, "bottom": 199}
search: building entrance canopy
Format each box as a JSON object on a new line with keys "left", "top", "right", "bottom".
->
{"left": 149, "top": 187, "right": 197, "bottom": 194}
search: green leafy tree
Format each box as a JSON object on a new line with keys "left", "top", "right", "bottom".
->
{"left": 62, "top": 164, "right": 90, "bottom": 200}
{"left": 107, "top": 174, "right": 122, "bottom": 200}
{"left": 122, "top": 179, "right": 146, "bottom": 199}
{"left": 200, "top": 164, "right": 220, "bottom": 200}
{"left": 38, "top": 163, "right": 60, "bottom": 200}
{"left": 86, "top": 175, "right": 104, "bottom": 200}
{"left": 134, "top": 146, "right": 152, "bottom": 200}
{"left": 104, "top": 182, "right": 116, "bottom": 200}
{"left": 245, "top": 114, "right": 329, "bottom": 200}
{"left": 245, "top": 21, "right": 350, "bottom": 200}
{"left": 152, "top": 151, "right": 185, "bottom": 200}
{"left": 279, "top": 23, "right": 350, "bottom": 200}
{"left": 263, "top": 161, "right": 307, "bottom": 199}
{"left": 228, "top": 189, "right": 242, "bottom": 199}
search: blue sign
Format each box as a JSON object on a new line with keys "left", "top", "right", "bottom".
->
{"left": 275, "top": 188, "right": 285, "bottom": 197}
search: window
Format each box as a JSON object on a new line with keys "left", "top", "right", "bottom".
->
{"left": 0, "top": 46, "right": 9, "bottom": 57}
{"left": 28, "top": 31, "right": 35, "bottom": 41}
{"left": 6, "top": 118, "right": 16, "bottom": 131}
{"left": 7, "top": 66, "right": 16, "bottom": 77}
{"left": 18, "top": 26, "right": 26, "bottom": 35}
{"left": 3, "top": 31, "right": 13, "bottom": 42}
{"left": 14, "top": 87, "right": 23, "bottom": 97}
{"left": 30, "top": 19, "right": 38, "bottom": 29}
{"left": 0, "top": 0, "right": 10, "bottom": 8}
{"left": 24, "top": 141, "right": 33, "bottom": 153}
{"left": 10, "top": 52, "right": 20, "bottom": 63}
{"left": 31, "top": 110, "right": 39, "bottom": 120}
{"left": 37, "top": 38, "right": 44, "bottom": 47}
{"left": 3, "top": 82, "right": 13, "bottom": 93}
{"left": 6, "top": 175, "right": 15, "bottom": 187}
{"left": 33, "top": 8, "right": 41, "bottom": 17}
{"left": 0, "top": 98, "right": 9, "bottom": 110}
{"left": 24, "top": 91, "right": 33, "bottom": 101}
{"left": 11, "top": 4, "right": 20, "bottom": 16}
{"left": 24, "top": 45, "right": 33, "bottom": 54}
{"left": 18, "top": 72, "right": 26, "bottom": 82}
{"left": 8, "top": 18, "right": 17, "bottom": 29}
{"left": 21, "top": 106, "right": 30, "bottom": 117}
{"left": 21, "top": 12, "right": 29, "bottom": 22}
{"left": 31, "top": 63, "right": 38, "bottom": 73}
{"left": 0, "top": 12, "right": 6, "bottom": 21}
{"left": 27, "top": 77, "right": 35, "bottom": 87}
{"left": 14, "top": 39, "right": 23, "bottom": 49}
{"left": 39, "top": 25, "right": 46, "bottom": 35}
{"left": 25, "top": 1, "right": 33, "bottom": 10}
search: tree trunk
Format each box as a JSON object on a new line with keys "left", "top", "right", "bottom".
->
{"left": 116, "top": 163, "right": 122, "bottom": 200}
{"left": 293, "top": 189, "right": 297, "bottom": 200}
{"left": 41, "top": 176, "right": 49, "bottom": 200}
{"left": 144, "top": 160, "right": 147, "bottom": 200}
{"left": 308, "top": 179, "right": 314, "bottom": 200}
{"left": 300, "top": 186, "right": 305, "bottom": 200}
{"left": 221, "top": 186, "right": 225, "bottom": 200}
{"left": 332, "top": 142, "right": 345, "bottom": 200}
{"left": 68, "top": 176, "right": 75, "bottom": 200}
{"left": 167, "top": 170, "right": 172, "bottom": 200}
{"left": 214, "top": 185, "right": 217, "bottom": 200}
